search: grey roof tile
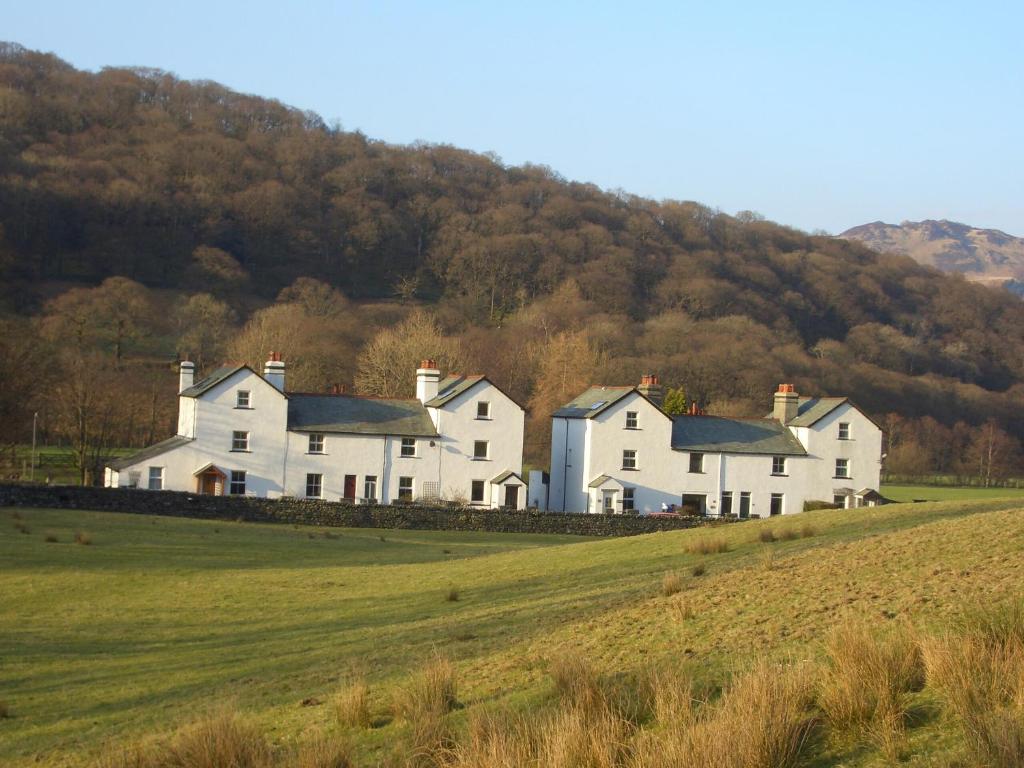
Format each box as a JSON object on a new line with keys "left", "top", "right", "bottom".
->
{"left": 288, "top": 394, "right": 437, "bottom": 437}
{"left": 671, "top": 416, "right": 807, "bottom": 456}
{"left": 180, "top": 365, "right": 248, "bottom": 398}
{"left": 786, "top": 397, "right": 848, "bottom": 427}
{"left": 553, "top": 387, "right": 635, "bottom": 418}
{"left": 107, "top": 435, "right": 193, "bottom": 471}
{"left": 425, "top": 375, "right": 486, "bottom": 407}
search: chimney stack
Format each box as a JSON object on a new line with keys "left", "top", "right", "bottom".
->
{"left": 416, "top": 359, "right": 441, "bottom": 404}
{"left": 264, "top": 351, "right": 285, "bottom": 392}
{"left": 773, "top": 383, "right": 799, "bottom": 424}
{"left": 179, "top": 361, "right": 195, "bottom": 394}
{"left": 637, "top": 374, "right": 663, "bottom": 408}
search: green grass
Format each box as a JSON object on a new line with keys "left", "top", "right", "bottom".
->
{"left": 882, "top": 483, "right": 1024, "bottom": 502}
{"left": 1, "top": 499, "right": 1023, "bottom": 766}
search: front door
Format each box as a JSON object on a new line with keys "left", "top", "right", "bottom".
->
{"left": 344, "top": 474, "right": 357, "bottom": 501}
{"left": 504, "top": 485, "right": 519, "bottom": 508}
{"left": 602, "top": 489, "right": 616, "bottom": 513}
{"left": 198, "top": 471, "right": 221, "bottom": 495}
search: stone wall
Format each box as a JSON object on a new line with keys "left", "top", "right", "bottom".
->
{"left": 0, "top": 484, "right": 734, "bottom": 537}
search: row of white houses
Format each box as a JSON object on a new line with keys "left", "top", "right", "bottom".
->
{"left": 106, "top": 357, "right": 883, "bottom": 516}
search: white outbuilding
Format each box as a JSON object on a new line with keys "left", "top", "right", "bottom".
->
{"left": 105, "top": 356, "right": 527, "bottom": 508}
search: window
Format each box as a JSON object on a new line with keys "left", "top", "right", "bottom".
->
{"left": 305, "top": 473, "right": 323, "bottom": 498}
{"left": 622, "top": 488, "right": 635, "bottom": 512}
{"left": 622, "top": 449, "right": 637, "bottom": 470}
{"left": 720, "top": 491, "right": 733, "bottom": 516}
{"left": 739, "top": 491, "right": 751, "bottom": 519}
{"left": 476, "top": 401, "right": 491, "bottom": 419}
{"left": 127, "top": 470, "right": 141, "bottom": 488}
{"left": 398, "top": 476, "right": 414, "bottom": 500}
{"left": 231, "top": 431, "right": 249, "bottom": 451}
{"left": 308, "top": 433, "right": 324, "bottom": 454}
{"left": 833, "top": 494, "right": 847, "bottom": 507}
{"left": 471, "top": 480, "right": 486, "bottom": 503}
{"left": 364, "top": 476, "right": 377, "bottom": 501}
{"left": 625, "top": 411, "right": 638, "bottom": 429}
{"left": 236, "top": 390, "right": 251, "bottom": 408}
{"left": 229, "top": 470, "right": 246, "bottom": 495}
{"left": 835, "top": 458, "right": 850, "bottom": 478}
{"left": 148, "top": 467, "right": 164, "bottom": 490}
{"left": 770, "top": 493, "right": 784, "bottom": 516}
{"left": 689, "top": 452, "right": 704, "bottom": 473}
{"left": 400, "top": 438, "right": 416, "bottom": 457}
{"left": 838, "top": 422, "right": 851, "bottom": 440}
{"left": 473, "top": 440, "right": 489, "bottom": 460}
{"left": 772, "top": 456, "right": 787, "bottom": 476}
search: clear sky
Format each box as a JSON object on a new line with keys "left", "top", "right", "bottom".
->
{"left": 6, "top": 1, "right": 1023, "bottom": 235}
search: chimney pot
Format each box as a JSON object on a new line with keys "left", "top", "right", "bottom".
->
{"left": 416, "top": 359, "right": 441, "bottom": 403}
{"left": 178, "top": 360, "right": 195, "bottom": 394}
{"left": 773, "top": 384, "right": 799, "bottom": 423}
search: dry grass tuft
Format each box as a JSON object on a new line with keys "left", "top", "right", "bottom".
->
{"left": 691, "top": 563, "right": 706, "bottom": 578}
{"left": 335, "top": 676, "right": 372, "bottom": 729}
{"left": 44, "top": 534, "right": 58, "bottom": 543}
{"left": 448, "top": 709, "right": 537, "bottom": 768}
{"left": 661, "top": 571, "right": 683, "bottom": 597}
{"left": 777, "top": 528, "right": 800, "bottom": 542}
{"left": 163, "top": 710, "right": 272, "bottom": 768}
{"left": 445, "top": 586, "right": 460, "bottom": 602}
{"left": 818, "top": 621, "right": 922, "bottom": 759}
{"left": 287, "top": 732, "right": 353, "bottom": 768}
{"left": 647, "top": 665, "right": 698, "bottom": 727}
{"left": 686, "top": 536, "right": 730, "bottom": 555}
{"left": 539, "top": 702, "right": 630, "bottom": 768}
{"left": 75, "top": 530, "right": 93, "bottom": 545}
{"left": 549, "top": 652, "right": 604, "bottom": 712}
{"left": 799, "top": 522, "right": 818, "bottom": 538}
{"left": 0, "top": 701, "right": 9, "bottom": 719}
{"left": 394, "top": 655, "right": 459, "bottom": 720}
{"left": 758, "top": 529, "right": 777, "bottom": 543}
{"left": 758, "top": 546, "right": 776, "bottom": 571}
{"left": 671, "top": 600, "right": 696, "bottom": 622}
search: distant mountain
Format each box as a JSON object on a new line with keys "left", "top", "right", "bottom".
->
{"left": 839, "top": 220, "right": 1024, "bottom": 288}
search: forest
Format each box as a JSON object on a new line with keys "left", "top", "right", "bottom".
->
{"left": 1, "top": 42, "right": 1023, "bottom": 483}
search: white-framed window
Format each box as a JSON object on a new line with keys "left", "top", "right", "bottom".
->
{"left": 473, "top": 440, "right": 489, "bottom": 460}
{"left": 232, "top": 431, "right": 249, "bottom": 451}
{"left": 229, "top": 470, "right": 246, "bottom": 495}
{"left": 622, "top": 487, "right": 635, "bottom": 512}
{"left": 308, "top": 433, "right": 325, "bottom": 454}
{"left": 689, "top": 452, "right": 704, "bottom": 473}
{"left": 400, "top": 438, "right": 416, "bottom": 457}
{"left": 476, "top": 401, "right": 491, "bottom": 419}
{"left": 625, "top": 411, "right": 638, "bottom": 429}
{"left": 833, "top": 494, "right": 847, "bottom": 507}
{"left": 622, "top": 449, "right": 637, "bottom": 470}
{"left": 770, "top": 493, "right": 784, "bottom": 516}
{"left": 721, "top": 491, "right": 733, "bottom": 516}
{"left": 147, "top": 466, "right": 164, "bottom": 490}
{"left": 305, "top": 473, "right": 323, "bottom": 498}
{"left": 471, "top": 480, "right": 486, "bottom": 503}
{"left": 364, "top": 476, "right": 377, "bottom": 501}
{"left": 838, "top": 422, "right": 851, "bottom": 440}
{"left": 236, "top": 390, "right": 251, "bottom": 408}
{"left": 398, "top": 476, "right": 414, "bottom": 500}
{"left": 835, "top": 458, "right": 850, "bottom": 478}
{"left": 772, "top": 456, "right": 787, "bottom": 475}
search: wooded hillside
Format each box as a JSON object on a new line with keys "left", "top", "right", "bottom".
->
{"left": 2, "top": 42, "right": 1023, "bottom": 481}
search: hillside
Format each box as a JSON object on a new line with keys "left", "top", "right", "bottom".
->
{"left": 3, "top": 41, "right": 1024, "bottom": 473}
{"left": 840, "top": 219, "right": 1024, "bottom": 288}
{"left": 2, "top": 501, "right": 1023, "bottom": 766}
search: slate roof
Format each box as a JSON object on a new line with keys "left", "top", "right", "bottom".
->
{"left": 553, "top": 387, "right": 635, "bottom": 418}
{"left": 179, "top": 365, "right": 249, "bottom": 398}
{"left": 490, "top": 470, "right": 524, "bottom": 485}
{"left": 288, "top": 394, "right": 438, "bottom": 437}
{"left": 671, "top": 416, "right": 807, "bottom": 456}
{"left": 425, "top": 375, "right": 486, "bottom": 407}
{"left": 588, "top": 474, "right": 623, "bottom": 488}
{"left": 107, "top": 435, "right": 193, "bottom": 471}
{"left": 785, "top": 397, "right": 848, "bottom": 427}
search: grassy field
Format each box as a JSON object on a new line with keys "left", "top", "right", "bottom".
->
{"left": 881, "top": 482, "right": 1024, "bottom": 502}
{"left": 1, "top": 500, "right": 1023, "bottom": 766}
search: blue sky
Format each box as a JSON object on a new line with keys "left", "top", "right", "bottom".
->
{"left": 6, "top": 1, "right": 1023, "bottom": 235}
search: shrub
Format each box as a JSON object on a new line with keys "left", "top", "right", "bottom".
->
{"left": 335, "top": 677, "right": 372, "bottom": 729}
{"left": 817, "top": 621, "right": 922, "bottom": 757}
{"left": 691, "top": 563, "right": 706, "bottom": 577}
{"left": 803, "top": 500, "right": 839, "bottom": 511}
{"left": 662, "top": 571, "right": 683, "bottom": 597}
{"left": 687, "top": 537, "right": 730, "bottom": 555}
{"left": 75, "top": 531, "right": 93, "bottom": 545}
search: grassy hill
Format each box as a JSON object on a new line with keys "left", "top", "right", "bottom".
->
{"left": 1, "top": 501, "right": 1023, "bottom": 766}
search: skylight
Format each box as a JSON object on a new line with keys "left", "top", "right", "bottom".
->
{"left": 590, "top": 401, "right": 607, "bottom": 410}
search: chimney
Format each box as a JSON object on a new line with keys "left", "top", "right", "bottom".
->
{"left": 773, "top": 383, "right": 799, "bottom": 424}
{"left": 637, "top": 374, "right": 663, "bottom": 408}
{"left": 179, "top": 361, "right": 195, "bottom": 394}
{"left": 264, "top": 351, "right": 285, "bottom": 392}
{"left": 416, "top": 359, "right": 441, "bottom": 404}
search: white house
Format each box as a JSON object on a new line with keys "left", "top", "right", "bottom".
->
{"left": 538, "top": 377, "right": 882, "bottom": 516}
{"left": 105, "top": 356, "right": 527, "bottom": 509}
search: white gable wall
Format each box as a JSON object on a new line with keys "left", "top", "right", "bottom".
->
{"left": 796, "top": 403, "right": 882, "bottom": 503}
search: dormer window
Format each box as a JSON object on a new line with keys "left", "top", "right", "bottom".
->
{"left": 625, "top": 411, "right": 638, "bottom": 429}
{"left": 236, "top": 390, "right": 251, "bottom": 408}
{"left": 476, "top": 401, "right": 491, "bottom": 419}
{"left": 838, "top": 422, "right": 851, "bottom": 440}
